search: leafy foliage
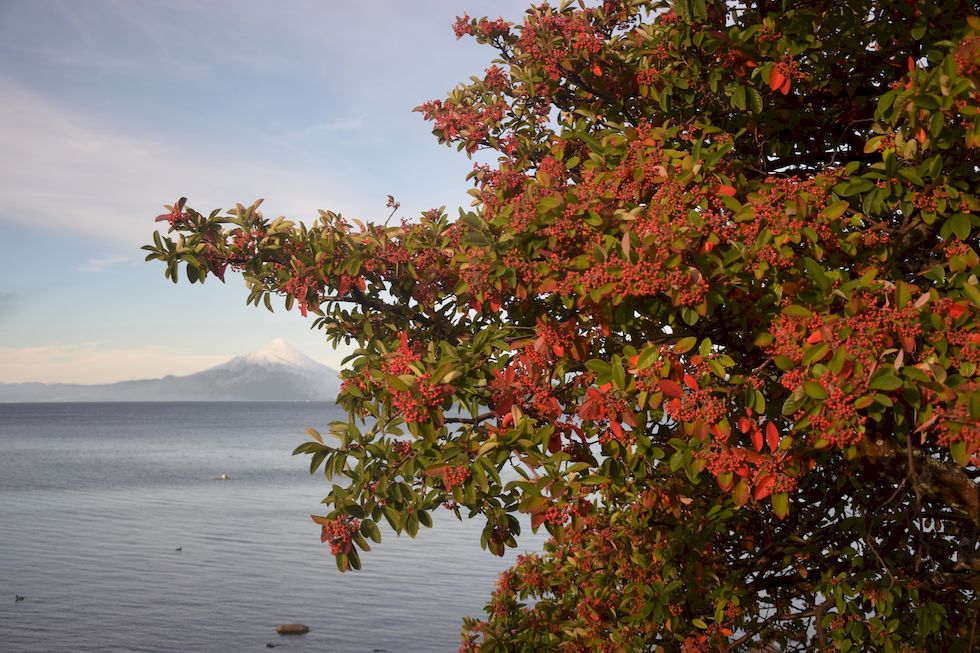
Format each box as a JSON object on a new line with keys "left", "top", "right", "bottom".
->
{"left": 145, "top": 1, "right": 980, "bottom": 650}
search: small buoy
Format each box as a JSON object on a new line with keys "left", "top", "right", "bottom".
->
{"left": 175, "top": 546, "right": 182, "bottom": 552}
{"left": 216, "top": 474, "right": 230, "bottom": 480}
{"left": 266, "top": 644, "right": 280, "bottom": 649}
{"left": 275, "top": 623, "right": 309, "bottom": 635}
{"left": 14, "top": 595, "right": 24, "bottom": 602}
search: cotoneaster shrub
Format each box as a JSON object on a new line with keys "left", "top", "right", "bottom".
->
{"left": 146, "top": 1, "right": 980, "bottom": 650}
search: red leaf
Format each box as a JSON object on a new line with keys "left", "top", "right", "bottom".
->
{"left": 779, "top": 76, "right": 791, "bottom": 95}
{"left": 548, "top": 432, "right": 562, "bottom": 453}
{"left": 765, "top": 422, "right": 780, "bottom": 452}
{"left": 531, "top": 512, "right": 547, "bottom": 529}
{"left": 805, "top": 330, "right": 823, "bottom": 344}
{"left": 683, "top": 374, "right": 699, "bottom": 390}
{"left": 738, "top": 416, "right": 752, "bottom": 434}
{"left": 659, "top": 379, "right": 684, "bottom": 398}
{"left": 592, "top": 64, "right": 603, "bottom": 76}
{"left": 718, "top": 184, "right": 737, "bottom": 197}
{"left": 754, "top": 474, "right": 776, "bottom": 501}
{"left": 750, "top": 429, "right": 763, "bottom": 452}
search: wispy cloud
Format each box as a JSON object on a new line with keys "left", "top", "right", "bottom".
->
{"left": 0, "top": 343, "right": 228, "bottom": 385}
{"left": 77, "top": 255, "right": 132, "bottom": 273}
{"left": 0, "top": 75, "right": 375, "bottom": 248}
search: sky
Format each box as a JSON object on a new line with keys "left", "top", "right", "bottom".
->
{"left": 0, "top": 0, "right": 533, "bottom": 383}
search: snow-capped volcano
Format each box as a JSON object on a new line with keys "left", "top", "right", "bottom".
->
{"left": 215, "top": 338, "right": 327, "bottom": 374}
{"left": 0, "top": 340, "right": 341, "bottom": 402}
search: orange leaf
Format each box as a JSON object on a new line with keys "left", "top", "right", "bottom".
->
{"left": 806, "top": 330, "right": 823, "bottom": 344}
{"left": 779, "top": 77, "right": 791, "bottom": 95}
{"left": 609, "top": 420, "right": 623, "bottom": 439}
{"left": 592, "top": 64, "right": 603, "bottom": 76}
{"left": 769, "top": 68, "right": 786, "bottom": 92}
{"left": 738, "top": 416, "right": 752, "bottom": 434}
{"left": 718, "top": 184, "right": 737, "bottom": 197}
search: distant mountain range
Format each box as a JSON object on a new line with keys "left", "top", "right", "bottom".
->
{"left": 0, "top": 339, "right": 341, "bottom": 402}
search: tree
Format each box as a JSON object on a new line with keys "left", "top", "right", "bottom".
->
{"left": 144, "top": 0, "right": 980, "bottom": 650}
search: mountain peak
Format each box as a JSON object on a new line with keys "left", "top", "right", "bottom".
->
{"left": 241, "top": 338, "right": 323, "bottom": 370}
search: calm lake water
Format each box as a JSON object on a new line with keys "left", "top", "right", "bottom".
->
{"left": 0, "top": 403, "right": 544, "bottom": 652}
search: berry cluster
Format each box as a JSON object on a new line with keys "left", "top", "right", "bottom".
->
{"left": 517, "top": 10, "right": 604, "bottom": 81}
{"left": 543, "top": 504, "right": 570, "bottom": 526}
{"left": 443, "top": 465, "right": 471, "bottom": 491}
{"left": 316, "top": 517, "right": 360, "bottom": 556}
{"left": 452, "top": 14, "right": 512, "bottom": 41}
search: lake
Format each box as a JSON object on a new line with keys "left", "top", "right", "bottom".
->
{"left": 0, "top": 402, "right": 544, "bottom": 652}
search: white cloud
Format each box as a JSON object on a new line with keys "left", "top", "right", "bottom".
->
{"left": 0, "top": 343, "right": 228, "bottom": 384}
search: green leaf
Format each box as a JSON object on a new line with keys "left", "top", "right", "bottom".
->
{"left": 747, "top": 86, "right": 763, "bottom": 114}
{"left": 360, "top": 519, "right": 382, "bottom": 543}
{"left": 951, "top": 440, "right": 968, "bottom": 466}
{"left": 898, "top": 168, "right": 924, "bottom": 186}
{"left": 869, "top": 372, "right": 903, "bottom": 391}
{"left": 804, "top": 381, "right": 828, "bottom": 400}
{"left": 782, "top": 305, "right": 812, "bottom": 319}
{"left": 822, "top": 200, "right": 849, "bottom": 220}
{"left": 772, "top": 492, "right": 789, "bottom": 519}
{"left": 948, "top": 213, "right": 971, "bottom": 240}
{"left": 731, "top": 85, "right": 746, "bottom": 111}
{"left": 804, "top": 258, "right": 829, "bottom": 291}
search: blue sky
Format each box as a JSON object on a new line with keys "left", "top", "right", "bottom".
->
{"left": 0, "top": 0, "right": 532, "bottom": 383}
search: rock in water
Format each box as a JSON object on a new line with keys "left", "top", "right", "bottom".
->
{"left": 275, "top": 624, "right": 309, "bottom": 635}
